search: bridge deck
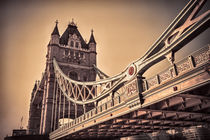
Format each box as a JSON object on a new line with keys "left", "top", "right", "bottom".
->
{"left": 50, "top": 46, "right": 210, "bottom": 140}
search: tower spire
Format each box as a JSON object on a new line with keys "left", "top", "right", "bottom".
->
{"left": 88, "top": 29, "right": 96, "bottom": 44}
{"left": 51, "top": 20, "right": 60, "bottom": 36}
{"left": 69, "top": 18, "right": 77, "bottom": 26}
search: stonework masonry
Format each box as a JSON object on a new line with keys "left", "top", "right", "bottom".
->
{"left": 28, "top": 21, "right": 97, "bottom": 134}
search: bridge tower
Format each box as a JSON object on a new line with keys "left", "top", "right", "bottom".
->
{"left": 28, "top": 20, "right": 97, "bottom": 135}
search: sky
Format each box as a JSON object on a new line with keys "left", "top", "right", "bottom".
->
{"left": 0, "top": 0, "right": 209, "bottom": 139}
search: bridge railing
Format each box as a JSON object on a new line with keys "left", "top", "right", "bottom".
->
{"left": 51, "top": 86, "right": 126, "bottom": 134}
{"left": 50, "top": 44, "right": 209, "bottom": 136}
{"left": 143, "top": 44, "right": 209, "bottom": 91}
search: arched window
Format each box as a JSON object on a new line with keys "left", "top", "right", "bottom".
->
{"left": 70, "top": 41, "right": 74, "bottom": 47}
{"left": 75, "top": 52, "right": 79, "bottom": 58}
{"left": 69, "top": 71, "right": 78, "bottom": 80}
{"left": 80, "top": 52, "right": 84, "bottom": 59}
{"left": 64, "top": 49, "right": 69, "bottom": 56}
{"left": 70, "top": 51, "right": 74, "bottom": 56}
{"left": 75, "top": 42, "right": 79, "bottom": 48}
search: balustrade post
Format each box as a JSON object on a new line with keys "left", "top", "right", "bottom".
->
{"left": 188, "top": 55, "right": 195, "bottom": 68}
{"left": 94, "top": 101, "right": 98, "bottom": 114}
{"left": 68, "top": 101, "right": 70, "bottom": 123}
{"left": 118, "top": 96, "right": 121, "bottom": 104}
{"left": 137, "top": 75, "right": 145, "bottom": 105}
{"left": 74, "top": 102, "right": 77, "bottom": 119}
{"left": 83, "top": 104, "right": 86, "bottom": 114}
{"left": 94, "top": 101, "right": 98, "bottom": 107}
{"left": 110, "top": 93, "right": 114, "bottom": 106}
{"left": 63, "top": 94, "right": 65, "bottom": 125}
{"left": 169, "top": 64, "right": 178, "bottom": 77}
{"left": 144, "top": 80, "right": 148, "bottom": 91}
{"left": 156, "top": 75, "right": 160, "bottom": 84}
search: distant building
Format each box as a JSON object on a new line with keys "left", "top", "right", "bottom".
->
{"left": 28, "top": 20, "right": 97, "bottom": 135}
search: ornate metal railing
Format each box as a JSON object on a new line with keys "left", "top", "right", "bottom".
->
{"left": 143, "top": 45, "right": 210, "bottom": 91}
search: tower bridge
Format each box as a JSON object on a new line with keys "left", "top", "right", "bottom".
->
{"left": 50, "top": 45, "right": 210, "bottom": 140}
{"left": 27, "top": 0, "right": 210, "bottom": 139}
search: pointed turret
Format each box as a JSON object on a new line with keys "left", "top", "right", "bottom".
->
{"left": 88, "top": 29, "right": 96, "bottom": 44}
{"left": 88, "top": 29, "right": 97, "bottom": 67}
{"left": 51, "top": 20, "right": 60, "bottom": 36}
{"left": 49, "top": 20, "right": 60, "bottom": 45}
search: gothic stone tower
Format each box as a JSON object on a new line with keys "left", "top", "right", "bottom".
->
{"left": 28, "top": 20, "right": 97, "bottom": 135}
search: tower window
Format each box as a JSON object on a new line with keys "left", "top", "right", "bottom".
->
{"left": 80, "top": 52, "right": 84, "bottom": 59}
{"left": 75, "top": 52, "right": 79, "bottom": 58}
{"left": 70, "top": 41, "right": 74, "bottom": 47}
{"left": 64, "top": 50, "right": 69, "bottom": 56}
{"left": 70, "top": 51, "right": 74, "bottom": 56}
{"left": 75, "top": 42, "right": 79, "bottom": 48}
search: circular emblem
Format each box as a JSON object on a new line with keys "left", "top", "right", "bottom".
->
{"left": 128, "top": 66, "right": 134, "bottom": 75}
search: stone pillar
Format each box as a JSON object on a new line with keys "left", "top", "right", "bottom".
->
{"left": 40, "top": 63, "right": 55, "bottom": 134}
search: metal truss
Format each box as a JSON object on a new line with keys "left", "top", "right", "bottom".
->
{"left": 53, "top": 0, "right": 210, "bottom": 106}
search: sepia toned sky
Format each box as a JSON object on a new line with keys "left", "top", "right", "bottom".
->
{"left": 0, "top": 0, "right": 209, "bottom": 139}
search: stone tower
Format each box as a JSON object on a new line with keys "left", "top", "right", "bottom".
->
{"left": 28, "top": 20, "right": 97, "bottom": 135}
